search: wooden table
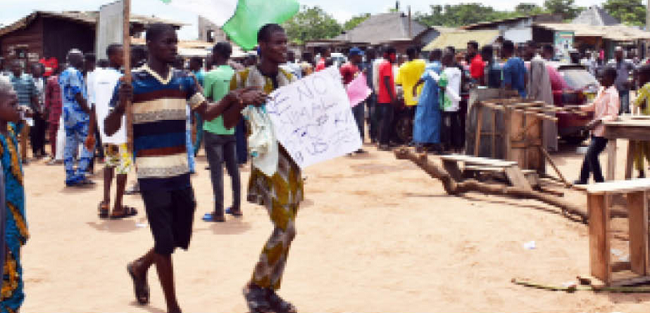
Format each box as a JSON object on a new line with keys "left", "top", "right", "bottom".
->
{"left": 603, "top": 116, "right": 650, "bottom": 181}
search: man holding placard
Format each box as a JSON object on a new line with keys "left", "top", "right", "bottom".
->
{"left": 225, "top": 24, "right": 301, "bottom": 313}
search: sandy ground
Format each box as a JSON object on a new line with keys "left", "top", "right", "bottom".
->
{"left": 19, "top": 139, "right": 650, "bottom": 313}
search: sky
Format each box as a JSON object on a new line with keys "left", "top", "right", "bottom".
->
{"left": 1, "top": 0, "right": 608, "bottom": 40}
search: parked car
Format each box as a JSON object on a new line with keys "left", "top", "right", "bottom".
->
{"left": 550, "top": 63, "right": 600, "bottom": 144}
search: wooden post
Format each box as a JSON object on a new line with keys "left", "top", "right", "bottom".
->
{"left": 607, "top": 140, "right": 617, "bottom": 181}
{"left": 588, "top": 193, "right": 611, "bottom": 284}
{"left": 123, "top": 0, "right": 134, "bottom": 154}
{"left": 627, "top": 190, "right": 648, "bottom": 276}
{"left": 474, "top": 104, "right": 483, "bottom": 157}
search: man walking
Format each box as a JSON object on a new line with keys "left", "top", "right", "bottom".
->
{"left": 202, "top": 42, "right": 242, "bottom": 222}
{"left": 60, "top": 49, "right": 94, "bottom": 186}
{"left": 30, "top": 63, "right": 47, "bottom": 158}
{"left": 105, "top": 23, "right": 265, "bottom": 313}
{"left": 45, "top": 66, "right": 63, "bottom": 163}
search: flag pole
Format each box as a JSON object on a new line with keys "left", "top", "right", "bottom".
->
{"left": 123, "top": 0, "right": 134, "bottom": 154}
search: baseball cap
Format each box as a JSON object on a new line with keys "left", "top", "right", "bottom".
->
{"left": 349, "top": 47, "right": 364, "bottom": 57}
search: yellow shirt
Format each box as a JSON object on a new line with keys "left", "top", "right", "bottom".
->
{"left": 396, "top": 59, "right": 426, "bottom": 106}
{"left": 634, "top": 82, "right": 650, "bottom": 115}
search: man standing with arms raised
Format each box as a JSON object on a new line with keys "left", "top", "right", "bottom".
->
{"left": 105, "top": 23, "right": 265, "bottom": 313}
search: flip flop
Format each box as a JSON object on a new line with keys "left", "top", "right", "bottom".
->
{"left": 127, "top": 262, "right": 150, "bottom": 305}
{"left": 110, "top": 206, "right": 138, "bottom": 220}
{"left": 203, "top": 212, "right": 225, "bottom": 222}
{"left": 226, "top": 207, "right": 243, "bottom": 217}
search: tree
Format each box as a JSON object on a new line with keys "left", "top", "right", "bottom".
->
{"left": 515, "top": 3, "right": 546, "bottom": 15}
{"left": 604, "top": 0, "right": 645, "bottom": 26}
{"left": 283, "top": 6, "right": 343, "bottom": 44}
{"left": 544, "top": 0, "right": 580, "bottom": 20}
{"left": 415, "top": 3, "right": 520, "bottom": 27}
{"left": 343, "top": 13, "right": 371, "bottom": 31}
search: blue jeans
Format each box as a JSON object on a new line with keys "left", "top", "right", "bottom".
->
{"left": 193, "top": 112, "right": 204, "bottom": 156}
{"left": 352, "top": 102, "right": 365, "bottom": 142}
{"left": 619, "top": 89, "right": 630, "bottom": 114}
{"left": 579, "top": 136, "right": 608, "bottom": 183}
{"left": 235, "top": 119, "right": 248, "bottom": 164}
{"left": 376, "top": 104, "right": 394, "bottom": 145}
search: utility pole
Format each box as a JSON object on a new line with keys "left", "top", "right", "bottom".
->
{"left": 647, "top": 0, "right": 650, "bottom": 32}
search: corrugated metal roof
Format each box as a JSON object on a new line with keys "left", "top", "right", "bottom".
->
{"left": 333, "top": 12, "right": 430, "bottom": 45}
{"left": 0, "top": 11, "right": 185, "bottom": 37}
{"left": 535, "top": 23, "right": 650, "bottom": 41}
{"left": 572, "top": 6, "right": 620, "bottom": 26}
{"left": 422, "top": 30, "right": 500, "bottom": 51}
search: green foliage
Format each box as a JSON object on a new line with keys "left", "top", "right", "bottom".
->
{"left": 515, "top": 3, "right": 546, "bottom": 15}
{"left": 603, "top": 0, "right": 645, "bottom": 26}
{"left": 543, "top": 0, "right": 580, "bottom": 20}
{"left": 343, "top": 14, "right": 371, "bottom": 31}
{"left": 414, "top": 3, "right": 523, "bottom": 27}
{"left": 283, "top": 6, "right": 343, "bottom": 45}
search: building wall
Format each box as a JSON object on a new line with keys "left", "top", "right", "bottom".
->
{"left": 0, "top": 17, "right": 44, "bottom": 68}
{"left": 198, "top": 16, "right": 227, "bottom": 43}
{"left": 43, "top": 18, "right": 95, "bottom": 64}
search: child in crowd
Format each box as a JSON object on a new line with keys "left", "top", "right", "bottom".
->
{"left": 632, "top": 64, "right": 650, "bottom": 178}
{"left": 574, "top": 67, "right": 620, "bottom": 185}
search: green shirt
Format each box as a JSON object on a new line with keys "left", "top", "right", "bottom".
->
{"left": 203, "top": 65, "right": 235, "bottom": 135}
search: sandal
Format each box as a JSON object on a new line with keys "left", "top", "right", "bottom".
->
{"left": 243, "top": 284, "right": 274, "bottom": 313}
{"left": 267, "top": 290, "right": 298, "bottom": 313}
{"left": 110, "top": 206, "right": 138, "bottom": 220}
{"left": 226, "top": 207, "right": 243, "bottom": 217}
{"left": 98, "top": 201, "right": 109, "bottom": 219}
{"left": 127, "top": 262, "right": 150, "bottom": 305}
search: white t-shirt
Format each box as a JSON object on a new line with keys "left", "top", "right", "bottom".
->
{"left": 443, "top": 67, "right": 461, "bottom": 112}
{"left": 93, "top": 68, "right": 125, "bottom": 144}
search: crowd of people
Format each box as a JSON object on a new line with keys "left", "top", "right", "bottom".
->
{"left": 1, "top": 16, "right": 650, "bottom": 313}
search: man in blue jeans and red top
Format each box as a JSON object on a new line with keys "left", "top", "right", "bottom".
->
{"left": 104, "top": 23, "right": 265, "bottom": 313}
{"left": 376, "top": 45, "right": 398, "bottom": 151}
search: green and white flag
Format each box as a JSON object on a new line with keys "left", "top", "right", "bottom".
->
{"left": 159, "top": 0, "right": 299, "bottom": 50}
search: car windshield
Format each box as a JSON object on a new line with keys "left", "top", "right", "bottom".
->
{"left": 560, "top": 69, "right": 600, "bottom": 91}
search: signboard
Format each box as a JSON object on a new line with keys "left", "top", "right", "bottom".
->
{"left": 266, "top": 66, "right": 362, "bottom": 168}
{"left": 96, "top": 1, "right": 124, "bottom": 60}
{"left": 554, "top": 31, "right": 574, "bottom": 63}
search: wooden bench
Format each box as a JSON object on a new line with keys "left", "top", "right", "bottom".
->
{"left": 439, "top": 155, "right": 533, "bottom": 191}
{"left": 587, "top": 179, "right": 650, "bottom": 286}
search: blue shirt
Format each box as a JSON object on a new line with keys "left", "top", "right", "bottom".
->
{"left": 502, "top": 57, "right": 527, "bottom": 98}
{"left": 8, "top": 74, "right": 37, "bottom": 108}
{"left": 59, "top": 67, "right": 87, "bottom": 111}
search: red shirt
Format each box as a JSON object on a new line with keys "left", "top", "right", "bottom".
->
{"left": 377, "top": 60, "right": 395, "bottom": 104}
{"left": 339, "top": 62, "right": 359, "bottom": 85}
{"left": 45, "top": 75, "right": 62, "bottom": 124}
{"left": 315, "top": 58, "right": 326, "bottom": 72}
{"left": 39, "top": 57, "right": 59, "bottom": 77}
{"left": 469, "top": 54, "right": 485, "bottom": 80}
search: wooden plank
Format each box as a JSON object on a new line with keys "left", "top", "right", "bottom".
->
{"left": 588, "top": 194, "right": 611, "bottom": 284}
{"left": 504, "top": 166, "right": 533, "bottom": 191}
{"left": 492, "top": 109, "right": 497, "bottom": 159}
{"left": 610, "top": 273, "right": 650, "bottom": 287}
{"left": 439, "top": 155, "right": 517, "bottom": 167}
{"left": 627, "top": 191, "right": 648, "bottom": 276}
{"left": 625, "top": 140, "right": 637, "bottom": 180}
{"left": 442, "top": 160, "right": 463, "bottom": 182}
{"left": 474, "top": 105, "right": 483, "bottom": 157}
{"left": 539, "top": 146, "right": 570, "bottom": 187}
{"left": 463, "top": 165, "right": 506, "bottom": 172}
{"left": 607, "top": 139, "right": 617, "bottom": 181}
{"left": 604, "top": 126, "right": 650, "bottom": 141}
{"left": 586, "top": 178, "right": 650, "bottom": 195}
